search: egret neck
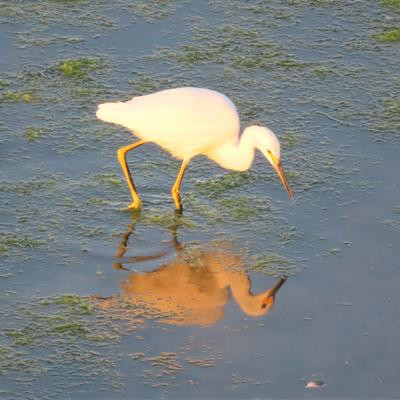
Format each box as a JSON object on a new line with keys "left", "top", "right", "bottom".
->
{"left": 207, "top": 126, "right": 267, "bottom": 171}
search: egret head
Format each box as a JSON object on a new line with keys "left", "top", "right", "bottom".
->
{"left": 245, "top": 125, "right": 293, "bottom": 198}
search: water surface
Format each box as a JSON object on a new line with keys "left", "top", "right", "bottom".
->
{"left": 0, "top": 1, "right": 399, "bottom": 398}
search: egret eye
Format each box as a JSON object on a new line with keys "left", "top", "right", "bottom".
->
{"left": 261, "top": 303, "right": 267, "bottom": 309}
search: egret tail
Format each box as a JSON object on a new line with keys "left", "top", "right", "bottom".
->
{"left": 97, "top": 102, "right": 129, "bottom": 125}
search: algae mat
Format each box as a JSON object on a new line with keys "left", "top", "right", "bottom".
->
{"left": 0, "top": 1, "right": 399, "bottom": 399}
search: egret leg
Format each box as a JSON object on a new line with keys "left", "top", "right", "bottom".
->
{"left": 117, "top": 140, "right": 147, "bottom": 209}
{"left": 171, "top": 158, "right": 190, "bottom": 211}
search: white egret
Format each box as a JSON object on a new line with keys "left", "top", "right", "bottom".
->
{"left": 96, "top": 87, "right": 293, "bottom": 211}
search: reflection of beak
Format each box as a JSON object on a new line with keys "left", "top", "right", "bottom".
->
{"left": 269, "top": 277, "right": 286, "bottom": 297}
{"left": 261, "top": 277, "right": 287, "bottom": 308}
{"left": 270, "top": 155, "right": 293, "bottom": 199}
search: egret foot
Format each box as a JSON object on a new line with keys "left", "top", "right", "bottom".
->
{"left": 174, "top": 206, "right": 183, "bottom": 215}
{"left": 118, "top": 200, "right": 142, "bottom": 212}
{"left": 172, "top": 190, "right": 183, "bottom": 212}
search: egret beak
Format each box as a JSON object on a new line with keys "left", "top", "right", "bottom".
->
{"left": 269, "top": 154, "right": 293, "bottom": 199}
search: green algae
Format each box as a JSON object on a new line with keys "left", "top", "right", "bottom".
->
{"left": 81, "top": 226, "right": 106, "bottom": 238}
{"left": 52, "top": 294, "right": 93, "bottom": 314}
{"left": 276, "top": 59, "right": 309, "bottom": 70}
{"left": 278, "top": 226, "right": 301, "bottom": 244}
{"left": 369, "top": 98, "right": 400, "bottom": 136}
{"left": 5, "top": 329, "right": 36, "bottom": 346}
{"left": 0, "top": 294, "right": 130, "bottom": 393}
{"left": 17, "top": 32, "right": 84, "bottom": 46}
{"left": 6, "top": 296, "right": 96, "bottom": 344}
{"left": 0, "top": 176, "right": 59, "bottom": 195}
{"left": 0, "top": 0, "right": 399, "bottom": 398}
{"left": 128, "top": 73, "right": 174, "bottom": 95}
{"left": 130, "top": 0, "right": 179, "bottom": 22}
{"left": 94, "top": 173, "right": 122, "bottom": 186}
{"left": 86, "top": 197, "right": 109, "bottom": 206}
{"left": 374, "top": 28, "right": 400, "bottom": 42}
{"left": 176, "top": 45, "right": 218, "bottom": 65}
{"left": 57, "top": 57, "right": 106, "bottom": 78}
{"left": 0, "top": 232, "right": 45, "bottom": 256}
{"left": 23, "top": 127, "right": 40, "bottom": 142}
{"left": 139, "top": 211, "right": 196, "bottom": 229}
{"left": 252, "top": 253, "right": 297, "bottom": 277}
{"left": 313, "top": 66, "right": 330, "bottom": 78}
{"left": 144, "top": 21, "right": 284, "bottom": 71}
{"left": 194, "top": 172, "right": 255, "bottom": 199}
{"left": 0, "top": 1, "right": 118, "bottom": 34}
{"left": 70, "top": 85, "right": 109, "bottom": 101}
{"left": 185, "top": 193, "right": 223, "bottom": 225}
{"left": 386, "top": 98, "right": 400, "bottom": 115}
{"left": 0, "top": 346, "right": 40, "bottom": 375}
{"left": 0, "top": 91, "right": 39, "bottom": 103}
{"left": 218, "top": 197, "right": 263, "bottom": 221}
{"left": 23, "top": 126, "right": 52, "bottom": 142}
{"left": 281, "top": 129, "right": 305, "bottom": 149}
{"left": 53, "top": 322, "right": 89, "bottom": 335}
{"left": 50, "top": 0, "right": 88, "bottom": 3}
{"left": 219, "top": 24, "right": 258, "bottom": 39}
{"left": 380, "top": 0, "right": 400, "bottom": 7}
{"left": 309, "top": 0, "right": 333, "bottom": 4}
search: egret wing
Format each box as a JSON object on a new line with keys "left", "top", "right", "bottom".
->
{"left": 97, "top": 87, "right": 240, "bottom": 159}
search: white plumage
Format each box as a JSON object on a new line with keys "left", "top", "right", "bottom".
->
{"left": 97, "top": 87, "right": 239, "bottom": 160}
{"left": 96, "top": 87, "right": 292, "bottom": 210}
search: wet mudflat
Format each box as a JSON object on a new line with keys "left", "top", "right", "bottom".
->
{"left": 0, "top": 1, "right": 399, "bottom": 398}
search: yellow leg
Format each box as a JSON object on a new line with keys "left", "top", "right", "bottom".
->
{"left": 117, "top": 140, "right": 147, "bottom": 209}
{"left": 171, "top": 158, "right": 190, "bottom": 211}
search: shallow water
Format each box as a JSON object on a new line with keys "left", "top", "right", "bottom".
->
{"left": 0, "top": 1, "right": 399, "bottom": 398}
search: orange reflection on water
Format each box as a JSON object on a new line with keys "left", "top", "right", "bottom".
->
{"left": 100, "top": 220, "right": 286, "bottom": 327}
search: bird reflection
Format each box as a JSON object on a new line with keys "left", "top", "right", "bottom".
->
{"left": 100, "top": 217, "right": 286, "bottom": 327}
